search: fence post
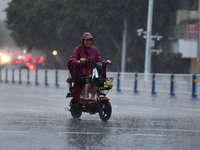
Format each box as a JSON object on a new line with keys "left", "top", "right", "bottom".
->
{"left": 45, "top": 69, "right": 49, "bottom": 86}
{"left": 151, "top": 73, "right": 157, "bottom": 96}
{"left": 133, "top": 72, "right": 138, "bottom": 94}
{"left": 35, "top": 69, "right": 39, "bottom": 86}
{"left": 19, "top": 69, "right": 22, "bottom": 84}
{"left": 26, "top": 69, "right": 30, "bottom": 85}
{"left": 5, "top": 68, "right": 8, "bottom": 83}
{"left": 116, "top": 72, "right": 122, "bottom": 93}
{"left": 0, "top": 69, "right": 2, "bottom": 83}
{"left": 55, "top": 70, "right": 59, "bottom": 87}
{"left": 12, "top": 69, "right": 15, "bottom": 84}
{"left": 170, "top": 73, "right": 176, "bottom": 98}
{"left": 191, "top": 73, "right": 198, "bottom": 99}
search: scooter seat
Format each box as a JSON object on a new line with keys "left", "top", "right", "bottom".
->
{"left": 66, "top": 78, "right": 74, "bottom": 83}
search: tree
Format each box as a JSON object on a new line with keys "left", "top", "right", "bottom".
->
{"left": 5, "top": 0, "right": 181, "bottom": 72}
{"left": 151, "top": 52, "right": 190, "bottom": 73}
{"left": 0, "top": 20, "right": 16, "bottom": 47}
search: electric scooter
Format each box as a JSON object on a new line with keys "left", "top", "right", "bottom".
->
{"left": 66, "top": 60, "right": 113, "bottom": 121}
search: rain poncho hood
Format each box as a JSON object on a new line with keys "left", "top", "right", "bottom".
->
{"left": 81, "top": 32, "right": 94, "bottom": 47}
{"left": 82, "top": 32, "right": 93, "bottom": 40}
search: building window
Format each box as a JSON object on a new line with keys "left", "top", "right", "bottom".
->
{"left": 179, "top": 0, "right": 198, "bottom": 10}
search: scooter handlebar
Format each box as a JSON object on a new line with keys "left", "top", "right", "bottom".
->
{"left": 85, "top": 60, "right": 93, "bottom": 63}
{"left": 85, "top": 60, "right": 111, "bottom": 65}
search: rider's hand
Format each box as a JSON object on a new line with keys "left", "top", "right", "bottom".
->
{"left": 78, "top": 58, "right": 86, "bottom": 64}
{"left": 107, "top": 60, "right": 112, "bottom": 63}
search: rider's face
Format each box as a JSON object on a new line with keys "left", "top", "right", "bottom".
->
{"left": 84, "top": 39, "right": 92, "bottom": 47}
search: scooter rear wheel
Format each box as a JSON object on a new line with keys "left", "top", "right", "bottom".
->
{"left": 99, "top": 101, "right": 112, "bottom": 121}
{"left": 70, "top": 105, "right": 82, "bottom": 119}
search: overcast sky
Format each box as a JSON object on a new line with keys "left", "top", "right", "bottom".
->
{"left": 0, "top": 0, "right": 11, "bottom": 20}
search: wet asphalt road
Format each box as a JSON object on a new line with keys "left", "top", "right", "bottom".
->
{"left": 1, "top": 84, "right": 200, "bottom": 150}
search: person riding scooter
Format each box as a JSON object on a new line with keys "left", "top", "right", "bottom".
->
{"left": 67, "top": 32, "right": 111, "bottom": 105}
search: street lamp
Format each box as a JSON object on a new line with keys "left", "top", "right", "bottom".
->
{"left": 52, "top": 50, "right": 60, "bottom": 69}
{"left": 23, "top": 49, "right": 27, "bottom": 54}
{"left": 137, "top": 29, "right": 163, "bottom": 73}
{"left": 144, "top": 0, "right": 154, "bottom": 75}
{"left": 52, "top": 50, "right": 58, "bottom": 56}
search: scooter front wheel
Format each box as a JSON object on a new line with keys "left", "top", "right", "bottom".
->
{"left": 99, "top": 101, "right": 112, "bottom": 121}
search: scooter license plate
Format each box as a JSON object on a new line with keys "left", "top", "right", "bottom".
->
{"left": 104, "top": 81, "right": 113, "bottom": 88}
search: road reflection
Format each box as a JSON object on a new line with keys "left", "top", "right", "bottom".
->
{"left": 65, "top": 118, "right": 110, "bottom": 149}
{"left": 64, "top": 116, "right": 200, "bottom": 150}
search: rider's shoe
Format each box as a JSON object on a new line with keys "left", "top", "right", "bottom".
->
{"left": 88, "top": 101, "right": 96, "bottom": 104}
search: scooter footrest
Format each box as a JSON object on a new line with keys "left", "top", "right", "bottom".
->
{"left": 100, "top": 93, "right": 106, "bottom": 96}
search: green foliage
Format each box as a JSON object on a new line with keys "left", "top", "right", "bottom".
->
{"left": 6, "top": 0, "right": 64, "bottom": 50}
{"left": 151, "top": 52, "right": 190, "bottom": 73}
{"left": 0, "top": 20, "right": 15, "bottom": 47}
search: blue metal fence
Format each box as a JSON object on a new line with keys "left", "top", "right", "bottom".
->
{"left": 0, "top": 68, "right": 199, "bottom": 99}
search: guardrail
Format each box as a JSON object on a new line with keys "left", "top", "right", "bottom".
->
{"left": 0, "top": 68, "right": 199, "bottom": 99}
{"left": 114, "top": 72, "right": 200, "bottom": 99}
{"left": 0, "top": 69, "right": 69, "bottom": 88}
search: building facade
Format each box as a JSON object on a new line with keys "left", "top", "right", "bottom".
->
{"left": 172, "top": 0, "right": 199, "bottom": 73}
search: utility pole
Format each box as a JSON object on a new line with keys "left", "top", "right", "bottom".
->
{"left": 121, "top": 18, "right": 127, "bottom": 72}
{"left": 144, "top": 0, "right": 154, "bottom": 74}
{"left": 196, "top": 0, "right": 200, "bottom": 73}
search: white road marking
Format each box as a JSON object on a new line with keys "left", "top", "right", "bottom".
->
{"left": 65, "top": 132, "right": 101, "bottom": 135}
{"left": 0, "top": 131, "right": 29, "bottom": 133}
{"left": 133, "top": 133, "right": 167, "bottom": 137}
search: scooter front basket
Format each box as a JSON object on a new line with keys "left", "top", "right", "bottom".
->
{"left": 103, "top": 77, "right": 114, "bottom": 89}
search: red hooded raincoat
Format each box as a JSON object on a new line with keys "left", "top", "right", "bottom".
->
{"left": 67, "top": 32, "right": 105, "bottom": 104}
